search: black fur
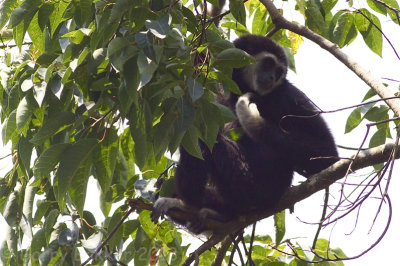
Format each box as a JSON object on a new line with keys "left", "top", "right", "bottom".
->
{"left": 153, "top": 35, "right": 338, "bottom": 228}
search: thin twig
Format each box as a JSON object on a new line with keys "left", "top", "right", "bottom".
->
{"left": 312, "top": 188, "right": 329, "bottom": 249}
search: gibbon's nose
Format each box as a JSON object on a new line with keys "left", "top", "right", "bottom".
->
{"left": 257, "top": 73, "right": 275, "bottom": 85}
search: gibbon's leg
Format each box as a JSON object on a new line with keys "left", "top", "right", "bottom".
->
{"left": 151, "top": 189, "right": 231, "bottom": 234}
{"left": 151, "top": 147, "right": 209, "bottom": 225}
{"left": 236, "top": 92, "right": 266, "bottom": 141}
{"left": 187, "top": 187, "right": 232, "bottom": 234}
{"left": 174, "top": 147, "right": 209, "bottom": 208}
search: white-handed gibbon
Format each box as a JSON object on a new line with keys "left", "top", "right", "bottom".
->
{"left": 151, "top": 35, "right": 338, "bottom": 233}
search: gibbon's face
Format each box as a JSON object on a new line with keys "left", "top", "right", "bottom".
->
{"left": 242, "top": 52, "right": 287, "bottom": 96}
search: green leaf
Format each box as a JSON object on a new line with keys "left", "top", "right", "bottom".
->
{"left": 9, "top": 8, "right": 28, "bottom": 28}
{"left": 367, "top": 0, "right": 387, "bottom": 15}
{"left": 30, "top": 111, "right": 75, "bottom": 145}
{"left": 199, "top": 101, "right": 221, "bottom": 150}
{"left": 49, "top": 0, "right": 69, "bottom": 37}
{"left": 140, "top": 210, "right": 157, "bottom": 239}
{"left": 38, "top": 240, "right": 60, "bottom": 265}
{"left": 0, "top": 0, "right": 19, "bottom": 30}
{"left": 21, "top": 78, "right": 33, "bottom": 91}
{"left": 182, "top": 126, "right": 203, "bottom": 159}
{"left": 18, "top": 136, "right": 34, "bottom": 177}
{"left": 22, "top": 184, "right": 37, "bottom": 228}
{"left": 177, "top": 96, "right": 195, "bottom": 132}
{"left": 129, "top": 109, "right": 148, "bottom": 169}
{"left": 107, "top": 209, "right": 124, "bottom": 250}
{"left": 305, "top": 0, "right": 328, "bottom": 36}
{"left": 135, "top": 31, "right": 156, "bottom": 61}
{"left": 145, "top": 14, "right": 171, "bottom": 39}
{"left": 38, "top": 2, "right": 54, "bottom": 31}
{"left": 362, "top": 88, "right": 377, "bottom": 102}
{"left": 137, "top": 51, "right": 158, "bottom": 89}
{"left": 186, "top": 77, "right": 204, "bottom": 102}
{"left": 157, "top": 221, "right": 176, "bottom": 244}
{"left": 107, "top": 37, "right": 129, "bottom": 57}
{"left": 2, "top": 110, "right": 17, "bottom": 144}
{"left": 220, "top": 21, "right": 250, "bottom": 34}
{"left": 364, "top": 105, "right": 389, "bottom": 122}
{"left": 209, "top": 71, "right": 241, "bottom": 95}
{"left": 81, "top": 231, "right": 103, "bottom": 253}
{"left": 33, "top": 143, "right": 70, "bottom": 179}
{"left": 80, "top": 211, "right": 98, "bottom": 239}
{"left": 383, "top": 0, "right": 400, "bottom": 23}
{"left": 133, "top": 227, "right": 152, "bottom": 266}
{"left": 331, "top": 11, "right": 357, "bottom": 47}
{"left": 369, "top": 128, "right": 386, "bottom": 148}
{"left": 69, "top": 156, "right": 92, "bottom": 215}
{"left": 61, "top": 28, "right": 91, "bottom": 44}
{"left": 213, "top": 48, "right": 255, "bottom": 69}
{"left": 33, "top": 81, "right": 47, "bottom": 107}
{"left": 28, "top": 11, "right": 45, "bottom": 54}
{"left": 153, "top": 110, "right": 176, "bottom": 159}
{"left": 213, "top": 103, "right": 236, "bottom": 124}
{"left": 31, "top": 228, "right": 45, "bottom": 265}
{"left": 110, "top": 0, "right": 131, "bottom": 22}
{"left": 120, "top": 129, "right": 136, "bottom": 178}
{"left": 5, "top": 226, "right": 17, "bottom": 258}
{"left": 119, "top": 56, "right": 139, "bottom": 116}
{"left": 92, "top": 129, "right": 119, "bottom": 192}
{"left": 345, "top": 107, "right": 362, "bottom": 133}
{"left": 252, "top": 6, "right": 268, "bottom": 35}
{"left": 208, "top": 39, "right": 235, "bottom": 53}
{"left": 16, "top": 95, "right": 33, "bottom": 132}
{"left": 354, "top": 9, "right": 383, "bottom": 56}
{"left": 274, "top": 210, "right": 286, "bottom": 246}
{"left": 3, "top": 191, "right": 20, "bottom": 227}
{"left": 158, "top": 178, "right": 175, "bottom": 198}
{"left": 54, "top": 138, "right": 98, "bottom": 210}
{"left": 230, "top": 0, "right": 246, "bottom": 26}
{"left": 246, "top": 0, "right": 261, "bottom": 15}
{"left": 322, "top": 0, "right": 338, "bottom": 14}
{"left": 123, "top": 219, "right": 140, "bottom": 238}
{"left": 78, "top": 0, "right": 93, "bottom": 26}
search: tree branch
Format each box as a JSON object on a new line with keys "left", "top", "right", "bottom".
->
{"left": 259, "top": 0, "right": 400, "bottom": 117}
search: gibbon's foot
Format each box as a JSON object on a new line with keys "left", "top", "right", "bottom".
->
{"left": 151, "top": 197, "right": 185, "bottom": 223}
{"left": 187, "top": 208, "right": 232, "bottom": 234}
{"left": 151, "top": 198, "right": 232, "bottom": 234}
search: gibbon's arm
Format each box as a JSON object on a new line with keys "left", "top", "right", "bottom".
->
{"left": 236, "top": 93, "right": 266, "bottom": 141}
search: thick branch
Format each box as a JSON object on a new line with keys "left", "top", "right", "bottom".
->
{"left": 259, "top": 0, "right": 400, "bottom": 117}
{"left": 223, "top": 142, "right": 399, "bottom": 233}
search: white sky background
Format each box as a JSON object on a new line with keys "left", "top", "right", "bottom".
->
{"left": 1, "top": 1, "right": 400, "bottom": 265}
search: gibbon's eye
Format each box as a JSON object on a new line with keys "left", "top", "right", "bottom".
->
{"left": 260, "top": 57, "right": 276, "bottom": 69}
{"left": 275, "top": 67, "right": 284, "bottom": 81}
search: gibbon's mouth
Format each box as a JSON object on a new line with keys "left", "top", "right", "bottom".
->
{"left": 254, "top": 83, "right": 275, "bottom": 96}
